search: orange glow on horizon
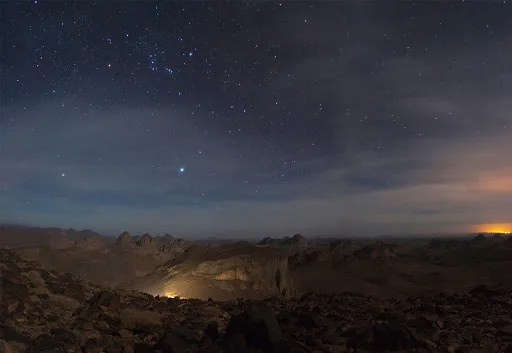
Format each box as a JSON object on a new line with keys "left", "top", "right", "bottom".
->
{"left": 472, "top": 223, "right": 512, "bottom": 234}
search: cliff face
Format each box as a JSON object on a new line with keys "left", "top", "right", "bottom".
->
{"left": 193, "top": 253, "right": 289, "bottom": 296}
{"left": 133, "top": 244, "right": 292, "bottom": 300}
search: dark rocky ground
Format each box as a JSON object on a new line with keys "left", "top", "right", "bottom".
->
{"left": 2, "top": 248, "right": 512, "bottom": 353}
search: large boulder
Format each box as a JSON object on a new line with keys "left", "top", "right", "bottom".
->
{"left": 224, "top": 304, "right": 281, "bottom": 352}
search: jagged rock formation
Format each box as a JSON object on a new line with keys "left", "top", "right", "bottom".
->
{"left": 259, "top": 234, "right": 307, "bottom": 247}
{"left": 2, "top": 228, "right": 187, "bottom": 290}
{"left": 134, "top": 233, "right": 153, "bottom": 247}
{"left": 288, "top": 248, "right": 319, "bottom": 269}
{"left": 154, "top": 234, "right": 185, "bottom": 253}
{"left": 349, "top": 242, "right": 397, "bottom": 260}
{"left": 258, "top": 234, "right": 309, "bottom": 258}
{"left": 115, "top": 231, "right": 185, "bottom": 257}
{"left": 1, "top": 248, "right": 512, "bottom": 353}
{"left": 115, "top": 231, "right": 133, "bottom": 248}
{"left": 288, "top": 240, "right": 359, "bottom": 269}
{"left": 472, "top": 233, "right": 488, "bottom": 244}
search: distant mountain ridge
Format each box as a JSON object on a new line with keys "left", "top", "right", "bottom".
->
{"left": 258, "top": 233, "right": 308, "bottom": 246}
{"left": 0, "top": 224, "right": 110, "bottom": 249}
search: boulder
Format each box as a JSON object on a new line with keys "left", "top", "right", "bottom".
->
{"left": 88, "top": 290, "right": 122, "bottom": 311}
{"left": 225, "top": 305, "right": 281, "bottom": 352}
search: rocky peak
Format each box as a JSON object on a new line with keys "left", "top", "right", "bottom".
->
{"left": 259, "top": 237, "right": 273, "bottom": 245}
{"left": 155, "top": 235, "right": 185, "bottom": 253}
{"left": 472, "top": 233, "right": 487, "bottom": 243}
{"left": 258, "top": 234, "right": 308, "bottom": 248}
{"left": 135, "top": 233, "right": 153, "bottom": 247}
{"left": 351, "top": 242, "right": 397, "bottom": 260}
{"left": 288, "top": 234, "right": 307, "bottom": 246}
{"left": 162, "top": 233, "right": 175, "bottom": 240}
{"left": 116, "top": 231, "right": 132, "bottom": 247}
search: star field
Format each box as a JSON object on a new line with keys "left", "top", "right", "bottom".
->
{"left": 1, "top": 2, "right": 511, "bottom": 237}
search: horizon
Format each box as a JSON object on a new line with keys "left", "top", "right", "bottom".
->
{"left": 1, "top": 221, "right": 501, "bottom": 240}
{"left": 1, "top": 3, "right": 511, "bottom": 235}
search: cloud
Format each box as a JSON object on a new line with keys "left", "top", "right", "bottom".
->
{"left": 2, "top": 118, "right": 510, "bottom": 237}
{"left": 2, "top": 87, "right": 511, "bottom": 236}
{"left": 2, "top": 5, "right": 512, "bottom": 236}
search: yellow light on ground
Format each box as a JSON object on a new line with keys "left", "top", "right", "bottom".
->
{"left": 164, "top": 291, "right": 187, "bottom": 299}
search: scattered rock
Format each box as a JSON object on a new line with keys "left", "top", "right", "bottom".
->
{"left": 1, "top": 248, "right": 512, "bottom": 353}
{"left": 89, "top": 290, "right": 122, "bottom": 311}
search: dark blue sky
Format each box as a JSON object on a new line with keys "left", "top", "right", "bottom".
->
{"left": 1, "top": 2, "right": 511, "bottom": 237}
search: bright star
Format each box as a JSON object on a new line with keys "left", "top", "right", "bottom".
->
{"left": 179, "top": 167, "right": 185, "bottom": 173}
{"left": 61, "top": 173, "right": 66, "bottom": 177}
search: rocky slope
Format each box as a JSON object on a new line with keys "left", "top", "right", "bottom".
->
{"left": 2, "top": 248, "right": 512, "bottom": 353}
{"left": 7, "top": 230, "right": 188, "bottom": 289}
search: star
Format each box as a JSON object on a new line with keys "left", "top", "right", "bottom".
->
{"left": 2, "top": 2, "right": 509, "bottom": 237}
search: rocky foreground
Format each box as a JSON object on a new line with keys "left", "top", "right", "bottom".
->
{"left": 1, "top": 249, "right": 512, "bottom": 353}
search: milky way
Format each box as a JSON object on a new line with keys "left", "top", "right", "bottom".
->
{"left": 1, "top": 2, "right": 511, "bottom": 237}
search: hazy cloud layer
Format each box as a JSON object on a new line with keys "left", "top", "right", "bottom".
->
{"left": 1, "top": 3, "right": 511, "bottom": 236}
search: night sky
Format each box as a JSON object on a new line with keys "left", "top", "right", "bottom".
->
{"left": 1, "top": 2, "right": 511, "bottom": 237}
